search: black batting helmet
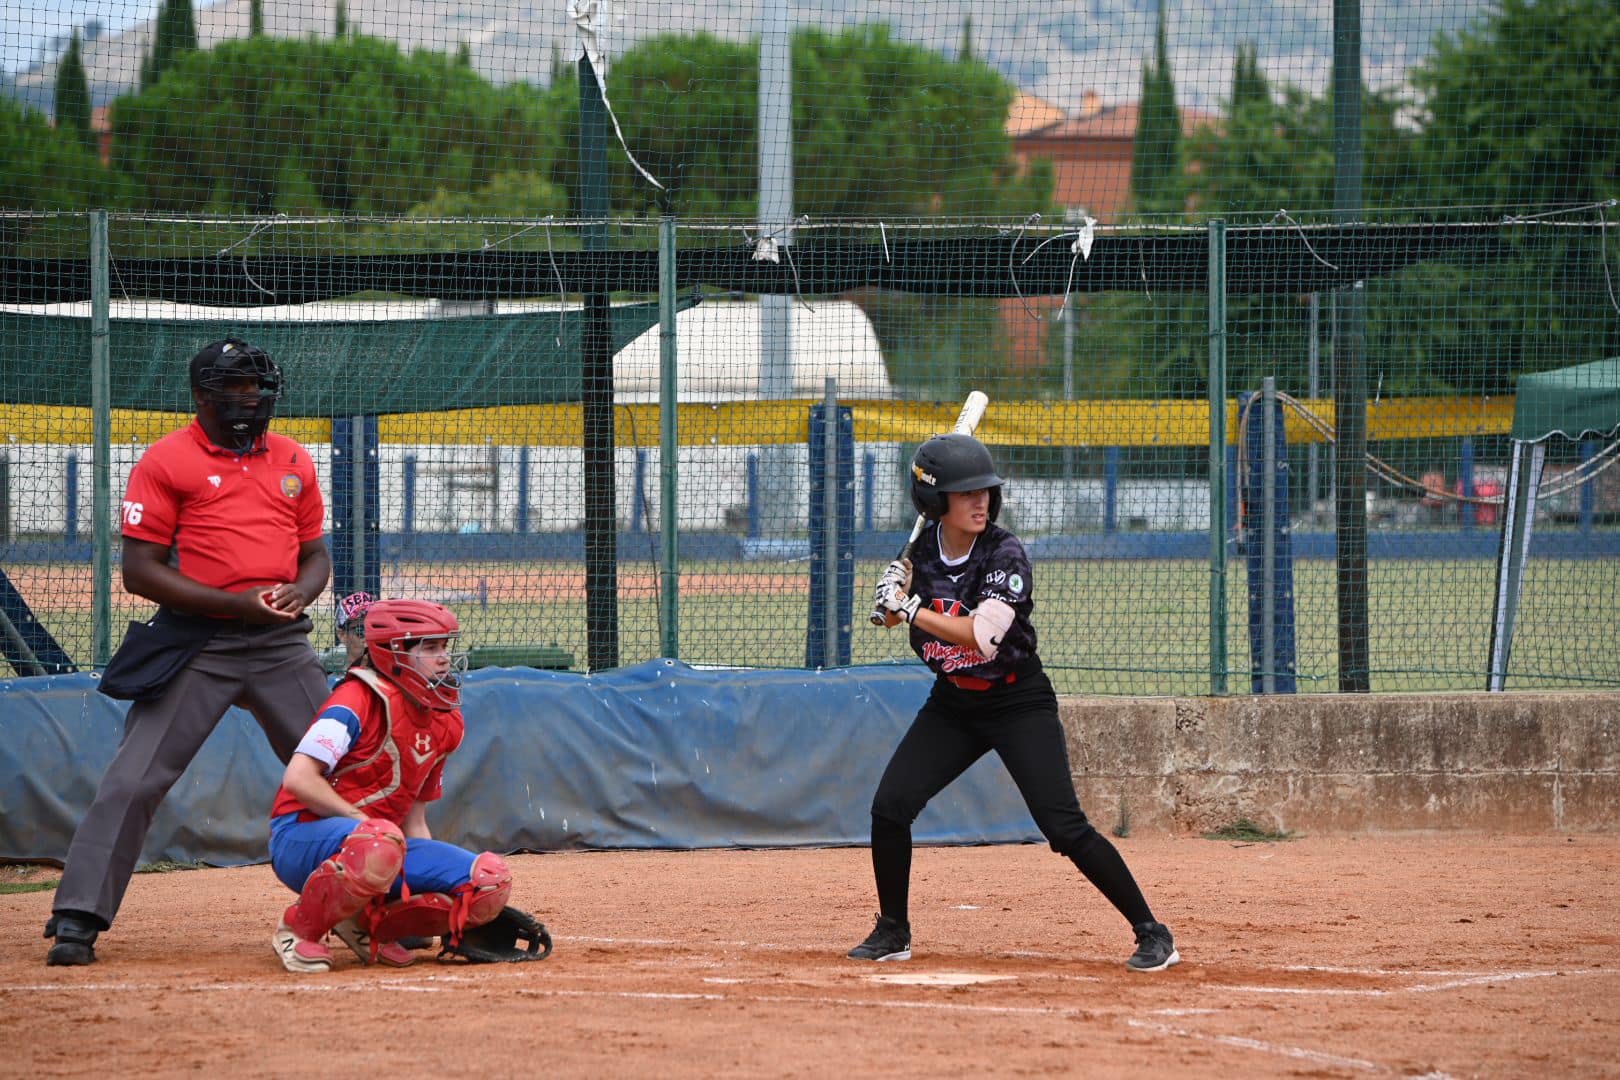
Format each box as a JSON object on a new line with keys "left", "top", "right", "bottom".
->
{"left": 909, "top": 433, "right": 1004, "bottom": 522}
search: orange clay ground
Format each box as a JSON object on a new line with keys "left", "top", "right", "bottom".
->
{"left": 3, "top": 835, "right": 1617, "bottom": 1078}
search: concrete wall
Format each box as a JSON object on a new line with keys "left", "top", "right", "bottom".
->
{"left": 1060, "top": 693, "right": 1620, "bottom": 834}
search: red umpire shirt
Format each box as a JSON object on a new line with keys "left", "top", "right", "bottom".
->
{"left": 120, "top": 419, "right": 323, "bottom": 594}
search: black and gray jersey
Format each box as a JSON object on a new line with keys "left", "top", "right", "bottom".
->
{"left": 905, "top": 521, "right": 1037, "bottom": 679}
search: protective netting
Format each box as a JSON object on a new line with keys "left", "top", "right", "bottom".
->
{"left": 2, "top": 1, "right": 1617, "bottom": 693}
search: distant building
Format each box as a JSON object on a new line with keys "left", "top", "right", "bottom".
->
{"left": 1011, "top": 93, "right": 1218, "bottom": 223}
{"left": 90, "top": 105, "right": 112, "bottom": 167}
{"left": 999, "top": 93, "right": 1218, "bottom": 369}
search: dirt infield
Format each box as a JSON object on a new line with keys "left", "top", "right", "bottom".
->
{"left": 4, "top": 836, "right": 1617, "bottom": 1078}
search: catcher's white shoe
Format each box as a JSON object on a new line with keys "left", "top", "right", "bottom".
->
{"left": 333, "top": 917, "right": 417, "bottom": 967}
{"left": 273, "top": 920, "right": 333, "bottom": 974}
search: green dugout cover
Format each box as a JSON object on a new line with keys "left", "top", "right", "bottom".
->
{"left": 1510, "top": 357, "right": 1620, "bottom": 444}
{"left": 1, "top": 301, "right": 683, "bottom": 415}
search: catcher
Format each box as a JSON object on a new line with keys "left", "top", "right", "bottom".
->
{"left": 266, "top": 598, "right": 551, "bottom": 972}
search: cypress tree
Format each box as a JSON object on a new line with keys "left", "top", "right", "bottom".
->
{"left": 959, "top": 16, "right": 974, "bottom": 62}
{"left": 1231, "top": 41, "right": 1270, "bottom": 111}
{"left": 335, "top": 0, "right": 349, "bottom": 38}
{"left": 55, "top": 29, "right": 94, "bottom": 150}
{"left": 173, "top": 0, "right": 197, "bottom": 51}
{"left": 250, "top": 0, "right": 263, "bottom": 37}
{"left": 1130, "top": 0, "right": 1184, "bottom": 214}
{"left": 144, "top": 0, "right": 198, "bottom": 88}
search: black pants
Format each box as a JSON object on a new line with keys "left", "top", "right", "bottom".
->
{"left": 868, "top": 667, "right": 1154, "bottom": 928}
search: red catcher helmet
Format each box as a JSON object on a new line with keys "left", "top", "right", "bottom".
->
{"left": 363, "top": 599, "right": 468, "bottom": 710}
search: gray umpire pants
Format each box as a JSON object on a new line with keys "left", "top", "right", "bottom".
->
{"left": 53, "top": 618, "right": 331, "bottom": 928}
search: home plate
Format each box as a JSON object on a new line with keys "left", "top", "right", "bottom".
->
{"left": 864, "top": 972, "right": 1017, "bottom": 987}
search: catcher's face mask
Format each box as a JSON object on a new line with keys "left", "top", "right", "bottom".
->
{"left": 392, "top": 635, "right": 469, "bottom": 710}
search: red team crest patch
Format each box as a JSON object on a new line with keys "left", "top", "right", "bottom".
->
{"left": 280, "top": 474, "right": 302, "bottom": 498}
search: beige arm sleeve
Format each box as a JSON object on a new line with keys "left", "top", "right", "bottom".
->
{"left": 972, "top": 598, "right": 1016, "bottom": 661}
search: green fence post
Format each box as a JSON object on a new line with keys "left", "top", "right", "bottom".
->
{"left": 1207, "top": 218, "right": 1228, "bottom": 696}
{"left": 658, "top": 216, "right": 679, "bottom": 659}
{"left": 90, "top": 210, "right": 112, "bottom": 668}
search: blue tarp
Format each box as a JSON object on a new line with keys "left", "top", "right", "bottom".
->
{"left": 0, "top": 660, "right": 1042, "bottom": 866}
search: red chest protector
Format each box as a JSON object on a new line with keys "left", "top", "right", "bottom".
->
{"left": 323, "top": 668, "right": 463, "bottom": 825}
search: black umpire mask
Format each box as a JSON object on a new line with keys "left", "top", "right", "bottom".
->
{"left": 189, "top": 340, "right": 282, "bottom": 454}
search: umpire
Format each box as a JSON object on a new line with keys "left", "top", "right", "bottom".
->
{"left": 44, "top": 339, "right": 333, "bottom": 966}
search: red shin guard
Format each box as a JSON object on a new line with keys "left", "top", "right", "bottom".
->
{"left": 284, "top": 818, "right": 405, "bottom": 941}
{"left": 448, "top": 852, "right": 513, "bottom": 943}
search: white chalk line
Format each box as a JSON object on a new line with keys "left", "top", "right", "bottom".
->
{"left": 0, "top": 978, "right": 1489, "bottom": 1075}
{"left": 1125, "top": 1019, "right": 1383, "bottom": 1073}
{"left": 1212, "top": 968, "right": 1616, "bottom": 997}
{"left": 0, "top": 979, "right": 1095, "bottom": 1020}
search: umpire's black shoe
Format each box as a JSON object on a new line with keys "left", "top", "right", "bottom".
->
{"left": 1126, "top": 921, "right": 1180, "bottom": 972}
{"left": 44, "top": 913, "right": 101, "bottom": 967}
{"left": 847, "top": 914, "right": 911, "bottom": 962}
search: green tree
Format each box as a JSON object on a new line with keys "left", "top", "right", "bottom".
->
{"left": 54, "top": 30, "right": 93, "bottom": 151}
{"left": 1186, "top": 83, "right": 1418, "bottom": 215}
{"left": 141, "top": 0, "right": 199, "bottom": 89}
{"left": 112, "top": 35, "right": 560, "bottom": 216}
{"left": 959, "top": 16, "right": 974, "bottom": 62}
{"left": 1231, "top": 41, "right": 1268, "bottom": 112}
{"left": 335, "top": 0, "right": 349, "bottom": 38}
{"left": 1130, "top": 2, "right": 1183, "bottom": 215}
{"left": 546, "top": 25, "right": 1050, "bottom": 219}
{"left": 0, "top": 96, "right": 133, "bottom": 213}
{"left": 1411, "top": 0, "right": 1620, "bottom": 209}
{"left": 250, "top": 0, "right": 263, "bottom": 37}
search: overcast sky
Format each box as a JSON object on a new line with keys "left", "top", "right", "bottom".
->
{"left": 2, "top": 0, "right": 151, "bottom": 73}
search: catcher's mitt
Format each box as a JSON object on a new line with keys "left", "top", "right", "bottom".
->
{"left": 439, "top": 905, "right": 553, "bottom": 964}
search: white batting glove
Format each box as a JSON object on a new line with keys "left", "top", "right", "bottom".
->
{"left": 876, "top": 558, "right": 912, "bottom": 594}
{"left": 876, "top": 582, "right": 923, "bottom": 624}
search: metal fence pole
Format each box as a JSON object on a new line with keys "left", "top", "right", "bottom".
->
{"left": 1333, "top": 0, "right": 1370, "bottom": 693}
{"left": 90, "top": 210, "right": 112, "bottom": 667}
{"left": 1207, "top": 219, "right": 1229, "bottom": 695}
{"left": 822, "top": 378, "right": 839, "bottom": 666}
{"left": 1261, "top": 376, "right": 1278, "bottom": 694}
{"left": 580, "top": 52, "right": 618, "bottom": 671}
{"left": 658, "top": 216, "right": 680, "bottom": 659}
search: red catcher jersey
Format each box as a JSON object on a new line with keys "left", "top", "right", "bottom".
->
{"left": 120, "top": 419, "right": 323, "bottom": 592}
{"left": 271, "top": 668, "right": 465, "bottom": 826}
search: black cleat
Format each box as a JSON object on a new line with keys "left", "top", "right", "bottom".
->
{"left": 847, "top": 914, "right": 912, "bottom": 962}
{"left": 1126, "top": 920, "right": 1180, "bottom": 972}
{"left": 44, "top": 913, "right": 100, "bottom": 967}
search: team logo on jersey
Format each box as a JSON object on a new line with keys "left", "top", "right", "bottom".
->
{"left": 930, "top": 598, "right": 968, "bottom": 617}
{"left": 280, "top": 474, "right": 302, "bottom": 498}
{"left": 207, "top": 475, "right": 221, "bottom": 488}
{"left": 1009, "top": 573, "right": 1024, "bottom": 595}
